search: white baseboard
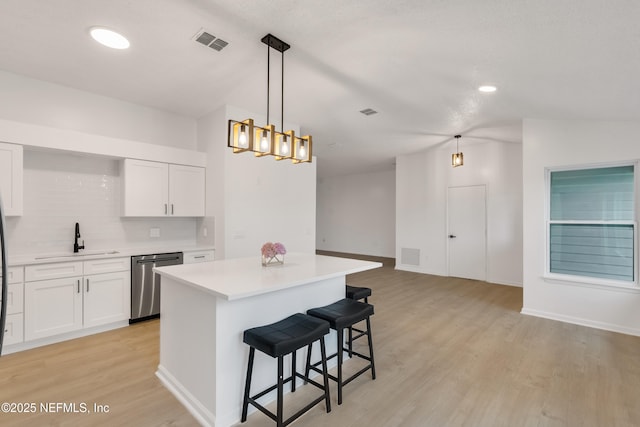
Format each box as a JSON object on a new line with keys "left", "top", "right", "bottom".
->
{"left": 394, "top": 265, "right": 523, "bottom": 288}
{"left": 156, "top": 364, "right": 215, "bottom": 427}
{"left": 520, "top": 308, "right": 640, "bottom": 337}
{"left": 488, "top": 279, "right": 523, "bottom": 287}
{"left": 2, "top": 320, "right": 129, "bottom": 355}
{"left": 394, "top": 264, "right": 445, "bottom": 276}
{"left": 156, "top": 356, "right": 339, "bottom": 427}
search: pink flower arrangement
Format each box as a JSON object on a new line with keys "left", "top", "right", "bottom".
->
{"left": 261, "top": 242, "right": 287, "bottom": 258}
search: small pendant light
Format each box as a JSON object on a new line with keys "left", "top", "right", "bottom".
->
{"left": 452, "top": 134, "right": 464, "bottom": 167}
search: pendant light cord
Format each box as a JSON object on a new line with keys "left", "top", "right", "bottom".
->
{"left": 281, "top": 49, "right": 284, "bottom": 133}
{"left": 266, "top": 43, "right": 270, "bottom": 126}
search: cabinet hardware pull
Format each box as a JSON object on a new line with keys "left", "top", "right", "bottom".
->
{"left": 165, "top": 204, "right": 168, "bottom": 215}
{"left": 194, "top": 255, "right": 205, "bottom": 259}
{"left": 86, "top": 279, "right": 90, "bottom": 292}
{"left": 171, "top": 204, "right": 174, "bottom": 215}
{"left": 77, "top": 279, "right": 80, "bottom": 293}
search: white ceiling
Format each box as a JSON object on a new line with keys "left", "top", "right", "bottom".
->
{"left": 0, "top": 0, "right": 638, "bottom": 177}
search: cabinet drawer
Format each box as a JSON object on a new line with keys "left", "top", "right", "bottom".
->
{"left": 183, "top": 250, "right": 214, "bottom": 264}
{"left": 0, "top": 266, "right": 24, "bottom": 284}
{"left": 84, "top": 257, "right": 130, "bottom": 275}
{"left": 25, "top": 261, "right": 83, "bottom": 282}
{"left": 3, "top": 313, "right": 24, "bottom": 346}
{"left": 5, "top": 283, "right": 24, "bottom": 315}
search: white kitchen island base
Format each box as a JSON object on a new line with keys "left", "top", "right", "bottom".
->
{"left": 154, "top": 254, "right": 381, "bottom": 427}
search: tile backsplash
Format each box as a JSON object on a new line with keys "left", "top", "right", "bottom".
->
{"left": 5, "top": 150, "right": 197, "bottom": 255}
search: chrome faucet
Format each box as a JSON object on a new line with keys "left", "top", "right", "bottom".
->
{"left": 74, "top": 222, "right": 85, "bottom": 253}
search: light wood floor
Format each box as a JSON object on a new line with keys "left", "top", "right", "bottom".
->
{"left": 2, "top": 257, "right": 640, "bottom": 427}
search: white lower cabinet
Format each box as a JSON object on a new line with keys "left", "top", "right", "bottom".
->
{"left": 83, "top": 271, "right": 130, "bottom": 328}
{"left": 1, "top": 266, "right": 25, "bottom": 345}
{"left": 24, "top": 258, "right": 130, "bottom": 342}
{"left": 3, "top": 313, "right": 24, "bottom": 346}
{"left": 24, "top": 276, "right": 83, "bottom": 341}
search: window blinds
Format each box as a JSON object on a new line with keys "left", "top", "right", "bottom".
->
{"left": 549, "top": 166, "right": 635, "bottom": 282}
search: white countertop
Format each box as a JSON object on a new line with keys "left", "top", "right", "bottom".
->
{"left": 154, "top": 253, "right": 382, "bottom": 301}
{"left": 5, "top": 245, "right": 215, "bottom": 267}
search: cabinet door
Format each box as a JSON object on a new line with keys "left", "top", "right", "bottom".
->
{"left": 0, "top": 142, "right": 23, "bottom": 216}
{"left": 3, "top": 313, "right": 24, "bottom": 346}
{"left": 5, "top": 283, "right": 24, "bottom": 315}
{"left": 83, "top": 271, "right": 131, "bottom": 328}
{"left": 168, "top": 164, "right": 205, "bottom": 217}
{"left": 122, "top": 159, "right": 169, "bottom": 217}
{"left": 2, "top": 266, "right": 24, "bottom": 284}
{"left": 24, "top": 277, "right": 83, "bottom": 341}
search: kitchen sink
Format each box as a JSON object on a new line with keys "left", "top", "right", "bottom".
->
{"left": 34, "top": 250, "right": 120, "bottom": 260}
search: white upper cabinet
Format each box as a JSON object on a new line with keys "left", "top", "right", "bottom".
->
{"left": 168, "top": 164, "right": 205, "bottom": 217}
{"left": 122, "top": 159, "right": 169, "bottom": 217}
{"left": 0, "top": 142, "right": 23, "bottom": 216}
{"left": 122, "top": 159, "right": 205, "bottom": 217}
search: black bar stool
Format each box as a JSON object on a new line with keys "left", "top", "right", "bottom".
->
{"left": 306, "top": 299, "right": 375, "bottom": 405}
{"left": 345, "top": 284, "right": 372, "bottom": 354}
{"left": 346, "top": 284, "right": 371, "bottom": 303}
{"left": 241, "top": 313, "right": 332, "bottom": 427}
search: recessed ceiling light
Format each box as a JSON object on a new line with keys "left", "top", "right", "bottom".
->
{"left": 89, "top": 27, "right": 130, "bottom": 49}
{"left": 478, "top": 85, "right": 497, "bottom": 93}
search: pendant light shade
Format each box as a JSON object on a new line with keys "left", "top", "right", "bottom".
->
{"left": 254, "top": 124, "right": 275, "bottom": 157}
{"left": 228, "top": 119, "right": 254, "bottom": 153}
{"left": 452, "top": 134, "right": 464, "bottom": 167}
{"left": 274, "top": 130, "right": 295, "bottom": 160}
{"left": 293, "top": 135, "right": 312, "bottom": 163}
{"left": 227, "top": 34, "right": 312, "bottom": 164}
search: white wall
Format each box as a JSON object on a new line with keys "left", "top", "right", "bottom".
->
{"left": 197, "top": 105, "right": 316, "bottom": 259}
{"left": 0, "top": 70, "right": 196, "bottom": 150}
{"left": 316, "top": 170, "right": 395, "bottom": 257}
{"left": 522, "top": 119, "right": 640, "bottom": 336}
{"left": 396, "top": 140, "right": 523, "bottom": 286}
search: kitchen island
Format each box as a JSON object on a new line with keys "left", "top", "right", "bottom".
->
{"left": 153, "top": 253, "right": 381, "bottom": 427}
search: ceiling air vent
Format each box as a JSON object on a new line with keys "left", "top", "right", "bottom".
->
{"left": 360, "top": 108, "right": 378, "bottom": 116}
{"left": 194, "top": 29, "right": 229, "bottom": 52}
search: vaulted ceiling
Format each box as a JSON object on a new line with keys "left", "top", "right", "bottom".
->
{"left": 0, "top": 0, "right": 638, "bottom": 177}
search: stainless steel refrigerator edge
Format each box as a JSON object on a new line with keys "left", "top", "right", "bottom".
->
{"left": 0, "top": 194, "right": 8, "bottom": 355}
{"left": 130, "top": 252, "right": 183, "bottom": 323}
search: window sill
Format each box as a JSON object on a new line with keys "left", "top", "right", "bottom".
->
{"left": 543, "top": 273, "right": 640, "bottom": 293}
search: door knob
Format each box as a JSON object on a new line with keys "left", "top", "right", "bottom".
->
{"left": 448, "top": 235, "right": 456, "bottom": 238}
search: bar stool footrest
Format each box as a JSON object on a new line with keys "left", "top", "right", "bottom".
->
{"left": 248, "top": 371, "right": 328, "bottom": 427}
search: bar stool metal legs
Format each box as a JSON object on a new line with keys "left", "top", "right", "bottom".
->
{"left": 241, "top": 313, "right": 331, "bottom": 427}
{"left": 306, "top": 298, "right": 376, "bottom": 405}
{"left": 345, "top": 285, "right": 372, "bottom": 357}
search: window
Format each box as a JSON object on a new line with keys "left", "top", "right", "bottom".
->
{"left": 547, "top": 165, "right": 636, "bottom": 284}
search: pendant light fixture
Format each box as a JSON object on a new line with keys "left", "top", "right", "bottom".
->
{"left": 451, "top": 134, "right": 464, "bottom": 167}
{"left": 228, "top": 34, "right": 312, "bottom": 164}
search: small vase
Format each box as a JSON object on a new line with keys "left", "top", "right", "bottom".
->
{"left": 262, "top": 254, "right": 284, "bottom": 266}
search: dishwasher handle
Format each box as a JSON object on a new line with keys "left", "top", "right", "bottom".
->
{"left": 135, "top": 257, "right": 181, "bottom": 264}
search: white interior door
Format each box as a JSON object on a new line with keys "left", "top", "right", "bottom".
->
{"left": 448, "top": 185, "right": 486, "bottom": 281}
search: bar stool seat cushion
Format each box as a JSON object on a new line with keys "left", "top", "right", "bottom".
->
{"left": 243, "top": 313, "right": 330, "bottom": 358}
{"left": 307, "top": 299, "right": 374, "bottom": 331}
{"left": 345, "top": 285, "right": 372, "bottom": 301}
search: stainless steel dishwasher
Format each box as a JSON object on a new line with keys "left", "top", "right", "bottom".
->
{"left": 130, "top": 252, "right": 183, "bottom": 323}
